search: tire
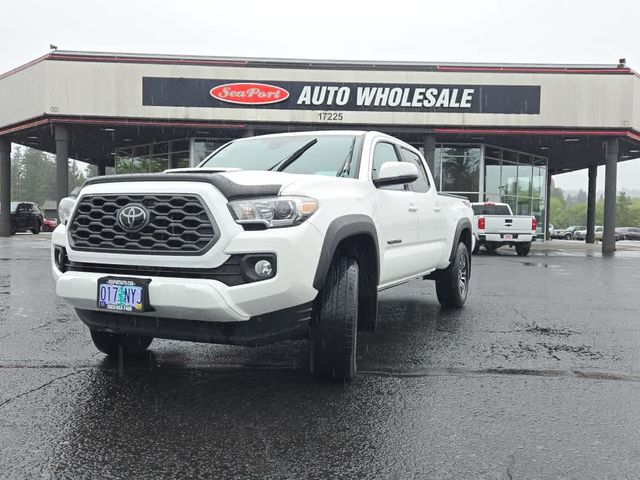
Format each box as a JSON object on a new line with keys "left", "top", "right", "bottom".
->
{"left": 309, "top": 256, "right": 359, "bottom": 381}
{"left": 564, "top": 233, "right": 572, "bottom": 240}
{"left": 515, "top": 243, "right": 531, "bottom": 256}
{"left": 31, "top": 226, "right": 40, "bottom": 234}
{"left": 89, "top": 328, "right": 153, "bottom": 357}
{"left": 435, "top": 242, "right": 470, "bottom": 309}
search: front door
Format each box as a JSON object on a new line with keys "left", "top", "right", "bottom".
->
{"left": 399, "top": 147, "right": 446, "bottom": 268}
{"left": 371, "top": 141, "right": 422, "bottom": 286}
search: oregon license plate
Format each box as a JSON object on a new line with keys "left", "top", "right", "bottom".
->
{"left": 97, "top": 277, "right": 151, "bottom": 313}
{"left": 503, "top": 234, "right": 513, "bottom": 240}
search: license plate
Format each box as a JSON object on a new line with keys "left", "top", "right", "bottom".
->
{"left": 503, "top": 234, "right": 513, "bottom": 240}
{"left": 97, "top": 277, "right": 152, "bottom": 313}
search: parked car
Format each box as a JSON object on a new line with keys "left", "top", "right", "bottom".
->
{"left": 615, "top": 227, "right": 640, "bottom": 240}
{"left": 574, "top": 226, "right": 603, "bottom": 241}
{"left": 556, "top": 225, "right": 585, "bottom": 240}
{"left": 10, "top": 202, "right": 43, "bottom": 234}
{"left": 594, "top": 228, "right": 631, "bottom": 242}
{"left": 42, "top": 218, "right": 58, "bottom": 232}
{"left": 52, "top": 130, "right": 475, "bottom": 381}
{"left": 471, "top": 202, "right": 536, "bottom": 256}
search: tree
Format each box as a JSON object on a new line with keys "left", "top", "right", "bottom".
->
{"left": 69, "top": 160, "right": 87, "bottom": 192}
{"left": 8, "top": 147, "right": 89, "bottom": 206}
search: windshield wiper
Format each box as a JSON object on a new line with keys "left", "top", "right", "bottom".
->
{"left": 337, "top": 137, "right": 356, "bottom": 177}
{"left": 267, "top": 138, "right": 318, "bottom": 172}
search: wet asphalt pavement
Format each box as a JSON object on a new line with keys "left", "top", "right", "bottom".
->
{"left": 1, "top": 235, "right": 640, "bottom": 479}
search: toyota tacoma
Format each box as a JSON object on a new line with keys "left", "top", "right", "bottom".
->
{"left": 52, "top": 131, "right": 474, "bottom": 380}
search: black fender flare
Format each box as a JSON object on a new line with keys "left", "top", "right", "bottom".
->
{"left": 449, "top": 217, "right": 472, "bottom": 275}
{"left": 312, "top": 214, "right": 379, "bottom": 291}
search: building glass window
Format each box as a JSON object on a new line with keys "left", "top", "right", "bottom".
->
{"left": 517, "top": 162, "right": 532, "bottom": 198}
{"left": 131, "top": 145, "right": 150, "bottom": 174}
{"left": 194, "top": 139, "right": 221, "bottom": 165}
{"left": 433, "top": 148, "right": 442, "bottom": 189}
{"left": 484, "top": 156, "right": 501, "bottom": 202}
{"left": 440, "top": 146, "right": 480, "bottom": 192}
{"left": 480, "top": 145, "right": 547, "bottom": 238}
{"left": 115, "top": 148, "right": 132, "bottom": 174}
{"left": 501, "top": 162, "right": 518, "bottom": 196}
{"left": 150, "top": 155, "right": 168, "bottom": 173}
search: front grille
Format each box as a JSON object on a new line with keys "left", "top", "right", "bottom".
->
{"left": 68, "top": 194, "right": 218, "bottom": 255}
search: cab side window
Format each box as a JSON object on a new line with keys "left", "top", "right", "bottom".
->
{"left": 400, "top": 148, "right": 430, "bottom": 193}
{"left": 372, "top": 142, "right": 406, "bottom": 191}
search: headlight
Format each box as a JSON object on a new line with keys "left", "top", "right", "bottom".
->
{"left": 58, "top": 196, "right": 77, "bottom": 224}
{"left": 228, "top": 196, "right": 318, "bottom": 228}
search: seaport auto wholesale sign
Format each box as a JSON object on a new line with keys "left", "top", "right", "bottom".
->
{"left": 142, "top": 77, "right": 540, "bottom": 114}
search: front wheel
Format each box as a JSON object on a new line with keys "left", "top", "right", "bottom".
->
{"left": 90, "top": 328, "right": 153, "bottom": 357}
{"left": 31, "top": 226, "right": 40, "bottom": 234}
{"left": 435, "top": 242, "right": 470, "bottom": 309}
{"left": 564, "top": 233, "right": 572, "bottom": 240}
{"left": 310, "top": 256, "right": 359, "bottom": 381}
{"left": 515, "top": 243, "right": 531, "bottom": 256}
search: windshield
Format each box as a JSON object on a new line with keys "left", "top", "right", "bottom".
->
{"left": 200, "top": 134, "right": 361, "bottom": 178}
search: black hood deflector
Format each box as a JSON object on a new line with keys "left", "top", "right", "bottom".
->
{"left": 83, "top": 173, "right": 281, "bottom": 200}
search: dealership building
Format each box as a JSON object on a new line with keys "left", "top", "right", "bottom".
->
{"left": 1, "top": 50, "right": 640, "bottom": 251}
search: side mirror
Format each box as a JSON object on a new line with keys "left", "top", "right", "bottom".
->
{"left": 373, "top": 162, "right": 419, "bottom": 188}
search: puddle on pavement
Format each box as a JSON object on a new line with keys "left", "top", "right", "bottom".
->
{"left": 520, "top": 261, "right": 562, "bottom": 268}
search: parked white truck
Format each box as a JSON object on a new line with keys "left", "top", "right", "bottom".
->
{"left": 52, "top": 131, "right": 474, "bottom": 380}
{"left": 471, "top": 202, "right": 537, "bottom": 256}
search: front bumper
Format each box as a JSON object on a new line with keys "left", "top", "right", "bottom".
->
{"left": 74, "top": 303, "right": 313, "bottom": 346}
{"left": 52, "top": 220, "right": 324, "bottom": 323}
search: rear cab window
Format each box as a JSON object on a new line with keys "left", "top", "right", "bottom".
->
{"left": 472, "top": 204, "right": 512, "bottom": 216}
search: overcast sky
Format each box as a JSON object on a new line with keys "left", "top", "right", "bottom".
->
{"left": 2, "top": 0, "right": 639, "bottom": 192}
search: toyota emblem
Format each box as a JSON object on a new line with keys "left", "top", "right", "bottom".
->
{"left": 117, "top": 204, "right": 150, "bottom": 232}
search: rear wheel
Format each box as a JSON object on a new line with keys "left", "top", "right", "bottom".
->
{"left": 89, "top": 328, "right": 153, "bottom": 357}
{"left": 31, "top": 225, "right": 40, "bottom": 234}
{"left": 310, "top": 256, "right": 359, "bottom": 381}
{"left": 515, "top": 243, "right": 531, "bottom": 256}
{"left": 435, "top": 242, "right": 470, "bottom": 309}
{"left": 564, "top": 233, "right": 572, "bottom": 240}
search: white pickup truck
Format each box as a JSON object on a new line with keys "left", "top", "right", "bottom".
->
{"left": 52, "top": 131, "right": 474, "bottom": 380}
{"left": 471, "top": 202, "right": 536, "bottom": 256}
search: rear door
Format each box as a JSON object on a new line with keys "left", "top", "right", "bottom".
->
{"left": 371, "top": 140, "right": 422, "bottom": 285}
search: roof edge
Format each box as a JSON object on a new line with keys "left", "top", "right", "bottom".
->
{"left": 1, "top": 50, "right": 635, "bottom": 79}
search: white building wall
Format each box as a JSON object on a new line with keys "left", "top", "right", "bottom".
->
{"left": 2, "top": 58, "right": 640, "bottom": 132}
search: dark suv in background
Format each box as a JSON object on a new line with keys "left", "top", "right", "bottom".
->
{"left": 11, "top": 202, "right": 43, "bottom": 234}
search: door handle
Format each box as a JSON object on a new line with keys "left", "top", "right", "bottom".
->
{"left": 408, "top": 204, "right": 418, "bottom": 212}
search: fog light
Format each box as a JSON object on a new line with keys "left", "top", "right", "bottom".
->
{"left": 254, "top": 260, "right": 273, "bottom": 278}
{"left": 54, "top": 246, "right": 68, "bottom": 273}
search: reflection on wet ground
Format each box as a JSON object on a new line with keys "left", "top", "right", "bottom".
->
{"left": 1, "top": 235, "right": 640, "bottom": 478}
